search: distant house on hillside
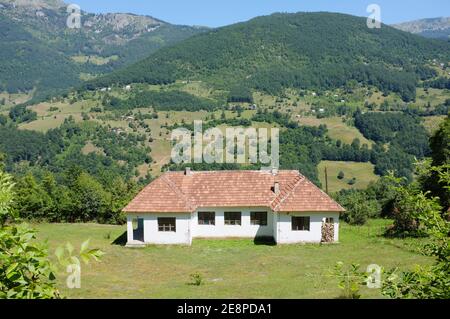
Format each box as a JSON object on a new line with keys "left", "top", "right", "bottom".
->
{"left": 123, "top": 169, "right": 344, "bottom": 246}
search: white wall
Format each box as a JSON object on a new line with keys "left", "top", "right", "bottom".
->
{"left": 126, "top": 211, "right": 340, "bottom": 245}
{"left": 127, "top": 213, "right": 192, "bottom": 245}
{"left": 275, "top": 212, "right": 340, "bottom": 244}
{"left": 191, "top": 207, "right": 274, "bottom": 239}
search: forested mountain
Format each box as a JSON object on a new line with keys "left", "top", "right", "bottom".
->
{"left": 90, "top": 12, "right": 450, "bottom": 102}
{"left": 0, "top": 13, "right": 80, "bottom": 97}
{"left": 0, "top": 0, "right": 207, "bottom": 100}
{"left": 393, "top": 17, "right": 450, "bottom": 40}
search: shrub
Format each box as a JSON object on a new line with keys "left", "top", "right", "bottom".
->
{"left": 337, "top": 171, "right": 345, "bottom": 180}
{"left": 333, "top": 262, "right": 367, "bottom": 299}
{"left": 188, "top": 273, "right": 203, "bottom": 286}
{"left": 335, "top": 190, "right": 380, "bottom": 225}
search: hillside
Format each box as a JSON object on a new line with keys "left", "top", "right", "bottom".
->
{"left": 0, "top": 13, "right": 80, "bottom": 96}
{"left": 393, "top": 17, "right": 450, "bottom": 40}
{"left": 90, "top": 12, "right": 450, "bottom": 102}
{"left": 1, "top": 11, "right": 449, "bottom": 195}
{"left": 0, "top": 0, "right": 207, "bottom": 100}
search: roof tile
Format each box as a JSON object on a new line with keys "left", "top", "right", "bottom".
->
{"left": 123, "top": 170, "right": 345, "bottom": 213}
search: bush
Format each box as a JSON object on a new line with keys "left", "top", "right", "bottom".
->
{"left": 337, "top": 171, "right": 345, "bottom": 180}
{"left": 335, "top": 190, "right": 380, "bottom": 225}
{"left": 188, "top": 273, "right": 203, "bottom": 286}
{"left": 385, "top": 177, "right": 442, "bottom": 238}
{"left": 333, "top": 262, "right": 367, "bottom": 299}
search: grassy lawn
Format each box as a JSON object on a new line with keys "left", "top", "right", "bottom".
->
{"left": 31, "top": 219, "right": 430, "bottom": 299}
{"left": 318, "top": 161, "right": 379, "bottom": 193}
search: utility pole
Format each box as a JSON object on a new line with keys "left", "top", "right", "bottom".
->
{"left": 325, "top": 166, "right": 329, "bottom": 194}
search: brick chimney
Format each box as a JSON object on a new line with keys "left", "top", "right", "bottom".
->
{"left": 274, "top": 182, "right": 280, "bottom": 195}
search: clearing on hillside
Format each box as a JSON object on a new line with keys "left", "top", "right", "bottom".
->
{"left": 318, "top": 161, "right": 379, "bottom": 193}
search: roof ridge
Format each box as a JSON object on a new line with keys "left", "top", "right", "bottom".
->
{"left": 167, "top": 170, "right": 299, "bottom": 174}
{"left": 161, "top": 174, "right": 196, "bottom": 211}
{"left": 270, "top": 173, "right": 304, "bottom": 211}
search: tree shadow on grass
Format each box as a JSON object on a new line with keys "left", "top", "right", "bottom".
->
{"left": 112, "top": 231, "right": 127, "bottom": 246}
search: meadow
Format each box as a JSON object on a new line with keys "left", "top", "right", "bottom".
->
{"left": 32, "top": 219, "right": 431, "bottom": 299}
{"left": 318, "top": 161, "right": 379, "bottom": 193}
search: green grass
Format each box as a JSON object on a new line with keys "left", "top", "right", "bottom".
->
{"left": 415, "top": 88, "right": 449, "bottom": 108}
{"left": 297, "top": 117, "right": 373, "bottom": 147}
{"left": 422, "top": 115, "right": 447, "bottom": 135}
{"left": 19, "top": 101, "right": 89, "bottom": 132}
{"left": 71, "top": 55, "right": 119, "bottom": 66}
{"left": 318, "top": 161, "right": 379, "bottom": 193}
{"left": 31, "top": 219, "right": 430, "bottom": 299}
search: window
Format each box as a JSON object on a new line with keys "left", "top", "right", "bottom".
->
{"left": 225, "top": 212, "right": 241, "bottom": 225}
{"left": 325, "top": 217, "right": 334, "bottom": 224}
{"left": 198, "top": 212, "right": 215, "bottom": 225}
{"left": 251, "top": 212, "right": 268, "bottom": 226}
{"left": 292, "top": 216, "right": 310, "bottom": 231}
{"left": 158, "top": 218, "right": 176, "bottom": 232}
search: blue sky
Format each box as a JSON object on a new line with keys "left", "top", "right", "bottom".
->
{"left": 73, "top": 0, "right": 450, "bottom": 27}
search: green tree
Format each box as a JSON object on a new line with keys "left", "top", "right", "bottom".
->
{"left": 0, "top": 115, "right": 7, "bottom": 126}
{"left": 382, "top": 168, "right": 449, "bottom": 298}
{"left": 71, "top": 172, "right": 110, "bottom": 222}
{"left": 15, "top": 174, "right": 53, "bottom": 221}
{"left": 423, "top": 116, "right": 450, "bottom": 208}
{"left": 0, "top": 169, "right": 60, "bottom": 298}
{"left": 335, "top": 190, "right": 380, "bottom": 225}
{"left": 0, "top": 169, "right": 104, "bottom": 299}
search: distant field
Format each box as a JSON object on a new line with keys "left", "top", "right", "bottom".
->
{"left": 71, "top": 55, "right": 119, "bottom": 65}
{"left": 32, "top": 220, "right": 431, "bottom": 299}
{"left": 0, "top": 91, "right": 32, "bottom": 110}
{"left": 415, "top": 88, "right": 449, "bottom": 108}
{"left": 149, "top": 139, "right": 172, "bottom": 175}
{"left": 422, "top": 115, "right": 447, "bottom": 134}
{"left": 19, "top": 101, "right": 90, "bottom": 132}
{"left": 318, "top": 161, "right": 379, "bottom": 193}
{"left": 297, "top": 116, "right": 373, "bottom": 147}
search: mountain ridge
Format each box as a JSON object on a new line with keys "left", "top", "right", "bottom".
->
{"left": 392, "top": 17, "right": 450, "bottom": 40}
{"left": 89, "top": 12, "right": 450, "bottom": 102}
{"left": 0, "top": 0, "right": 207, "bottom": 99}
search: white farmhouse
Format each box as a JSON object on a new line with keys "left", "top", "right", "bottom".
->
{"left": 123, "top": 169, "right": 344, "bottom": 246}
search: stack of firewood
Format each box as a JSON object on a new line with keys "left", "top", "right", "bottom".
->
{"left": 321, "top": 223, "right": 334, "bottom": 243}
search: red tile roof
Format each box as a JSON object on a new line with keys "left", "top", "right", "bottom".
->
{"left": 123, "top": 170, "right": 345, "bottom": 213}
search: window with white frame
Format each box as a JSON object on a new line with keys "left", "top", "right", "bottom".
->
{"left": 224, "top": 212, "right": 241, "bottom": 225}
{"left": 251, "top": 212, "right": 268, "bottom": 226}
{"left": 198, "top": 212, "right": 215, "bottom": 225}
{"left": 292, "top": 216, "right": 310, "bottom": 231}
{"left": 158, "top": 217, "right": 176, "bottom": 232}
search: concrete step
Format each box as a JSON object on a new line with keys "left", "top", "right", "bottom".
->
{"left": 126, "top": 241, "right": 146, "bottom": 248}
